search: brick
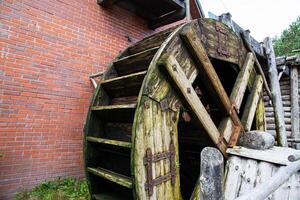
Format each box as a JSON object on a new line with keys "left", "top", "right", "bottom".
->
{"left": 0, "top": 0, "right": 153, "bottom": 199}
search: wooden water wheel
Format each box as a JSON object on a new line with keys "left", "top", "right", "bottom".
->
{"left": 84, "top": 18, "right": 266, "bottom": 200}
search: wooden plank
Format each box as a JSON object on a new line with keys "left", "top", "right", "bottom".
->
{"left": 264, "top": 37, "right": 288, "bottom": 147}
{"left": 219, "top": 53, "right": 255, "bottom": 142}
{"left": 86, "top": 136, "right": 132, "bottom": 148}
{"left": 224, "top": 156, "right": 245, "bottom": 200}
{"left": 290, "top": 66, "right": 299, "bottom": 141}
{"left": 180, "top": 26, "right": 243, "bottom": 146}
{"left": 235, "top": 159, "right": 300, "bottom": 200}
{"left": 237, "top": 159, "right": 257, "bottom": 196}
{"left": 230, "top": 53, "right": 255, "bottom": 110}
{"left": 113, "top": 46, "right": 158, "bottom": 76}
{"left": 255, "top": 96, "right": 266, "bottom": 131}
{"left": 227, "top": 146, "right": 300, "bottom": 165}
{"left": 101, "top": 71, "right": 147, "bottom": 98}
{"left": 241, "top": 75, "right": 263, "bottom": 131}
{"left": 87, "top": 167, "right": 132, "bottom": 188}
{"left": 200, "top": 147, "right": 224, "bottom": 200}
{"left": 160, "top": 55, "right": 227, "bottom": 155}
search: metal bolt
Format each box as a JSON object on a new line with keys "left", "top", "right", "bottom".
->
{"left": 235, "top": 165, "right": 239, "bottom": 171}
{"left": 144, "top": 101, "right": 150, "bottom": 109}
{"left": 247, "top": 178, "right": 251, "bottom": 183}
{"left": 187, "top": 88, "right": 191, "bottom": 94}
{"left": 172, "top": 65, "right": 177, "bottom": 71}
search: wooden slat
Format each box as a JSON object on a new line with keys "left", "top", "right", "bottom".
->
{"left": 92, "top": 104, "right": 136, "bottom": 123}
{"left": 87, "top": 167, "right": 132, "bottom": 188}
{"left": 160, "top": 55, "right": 227, "bottom": 155}
{"left": 101, "top": 71, "right": 147, "bottom": 98}
{"left": 180, "top": 26, "right": 243, "bottom": 146}
{"left": 241, "top": 75, "right": 263, "bottom": 131}
{"left": 226, "top": 146, "right": 300, "bottom": 166}
{"left": 219, "top": 53, "right": 255, "bottom": 142}
{"left": 230, "top": 53, "right": 255, "bottom": 110}
{"left": 92, "top": 104, "right": 136, "bottom": 111}
{"left": 114, "top": 47, "right": 159, "bottom": 76}
{"left": 86, "top": 136, "right": 132, "bottom": 148}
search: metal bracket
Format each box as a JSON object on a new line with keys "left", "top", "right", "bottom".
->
{"left": 143, "top": 142, "right": 176, "bottom": 196}
{"left": 217, "top": 48, "right": 231, "bottom": 58}
{"left": 215, "top": 25, "right": 228, "bottom": 35}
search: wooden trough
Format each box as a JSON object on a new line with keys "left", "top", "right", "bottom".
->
{"left": 84, "top": 18, "right": 267, "bottom": 199}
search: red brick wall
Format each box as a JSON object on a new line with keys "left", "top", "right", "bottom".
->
{"left": 0, "top": 0, "right": 155, "bottom": 199}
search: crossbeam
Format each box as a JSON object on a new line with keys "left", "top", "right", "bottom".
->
{"left": 159, "top": 55, "right": 227, "bottom": 155}
{"left": 180, "top": 26, "right": 244, "bottom": 145}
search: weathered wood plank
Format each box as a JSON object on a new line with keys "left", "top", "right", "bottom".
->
{"left": 86, "top": 136, "right": 132, "bottom": 148}
{"left": 160, "top": 55, "right": 227, "bottom": 155}
{"left": 227, "top": 146, "right": 300, "bottom": 165}
{"left": 255, "top": 96, "right": 266, "bottom": 131}
{"left": 235, "top": 159, "right": 300, "bottom": 200}
{"left": 264, "top": 37, "right": 288, "bottom": 147}
{"left": 87, "top": 167, "right": 132, "bottom": 188}
{"left": 224, "top": 156, "right": 245, "bottom": 200}
{"left": 241, "top": 75, "right": 263, "bottom": 131}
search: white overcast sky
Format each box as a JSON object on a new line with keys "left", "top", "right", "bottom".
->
{"left": 200, "top": 0, "right": 300, "bottom": 41}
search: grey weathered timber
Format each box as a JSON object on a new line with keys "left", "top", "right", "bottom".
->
{"left": 241, "top": 32, "right": 272, "bottom": 100}
{"left": 238, "top": 131, "right": 275, "bottom": 150}
{"left": 200, "top": 147, "right": 224, "bottom": 200}
{"left": 290, "top": 66, "right": 299, "bottom": 143}
{"left": 264, "top": 37, "right": 288, "bottom": 147}
{"left": 241, "top": 75, "right": 263, "bottom": 131}
{"left": 227, "top": 146, "right": 300, "bottom": 165}
{"left": 235, "top": 159, "right": 300, "bottom": 200}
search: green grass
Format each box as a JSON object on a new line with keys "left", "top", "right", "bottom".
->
{"left": 14, "top": 177, "right": 89, "bottom": 200}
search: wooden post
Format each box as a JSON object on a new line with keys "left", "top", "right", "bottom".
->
{"left": 290, "top": 66, "right": 299, "bottom": 147}
{"left": 234, "top": 159, "right": 300, "bottom": 200}
{"left": 264, "top": 37, "right": 288, "bottom": 147}
{"left": 200, "top": 147, "right": 224, "bottom": 200}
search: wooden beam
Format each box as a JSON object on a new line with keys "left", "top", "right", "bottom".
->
{"left": 264, "top": 37, "right": 288, "bottom": 147}
{"left": 200, "top": 147, "right": 224, "bottom": 200}
{"left": 180, "top": 26, "right": 243, "bottom": 145}
{"left": 241, "top": 75, "right": 263, "bottom": 131}
{"left": 290, "top": 66, "right": 299, "bottom": 143}
{"left": 255, "top": 96, "right": 266, "bottom": 131}
{"left": 241, "top": 32, "right": 272, "bottom": 100}
{"left": 160, "top": 55, "right": 227, "bottom": 155}
{"left": 227, "top": 146, "right": 300, "bottom": 165}
{"left": 219, "top": 53, "right": 255, "bottom": 142}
